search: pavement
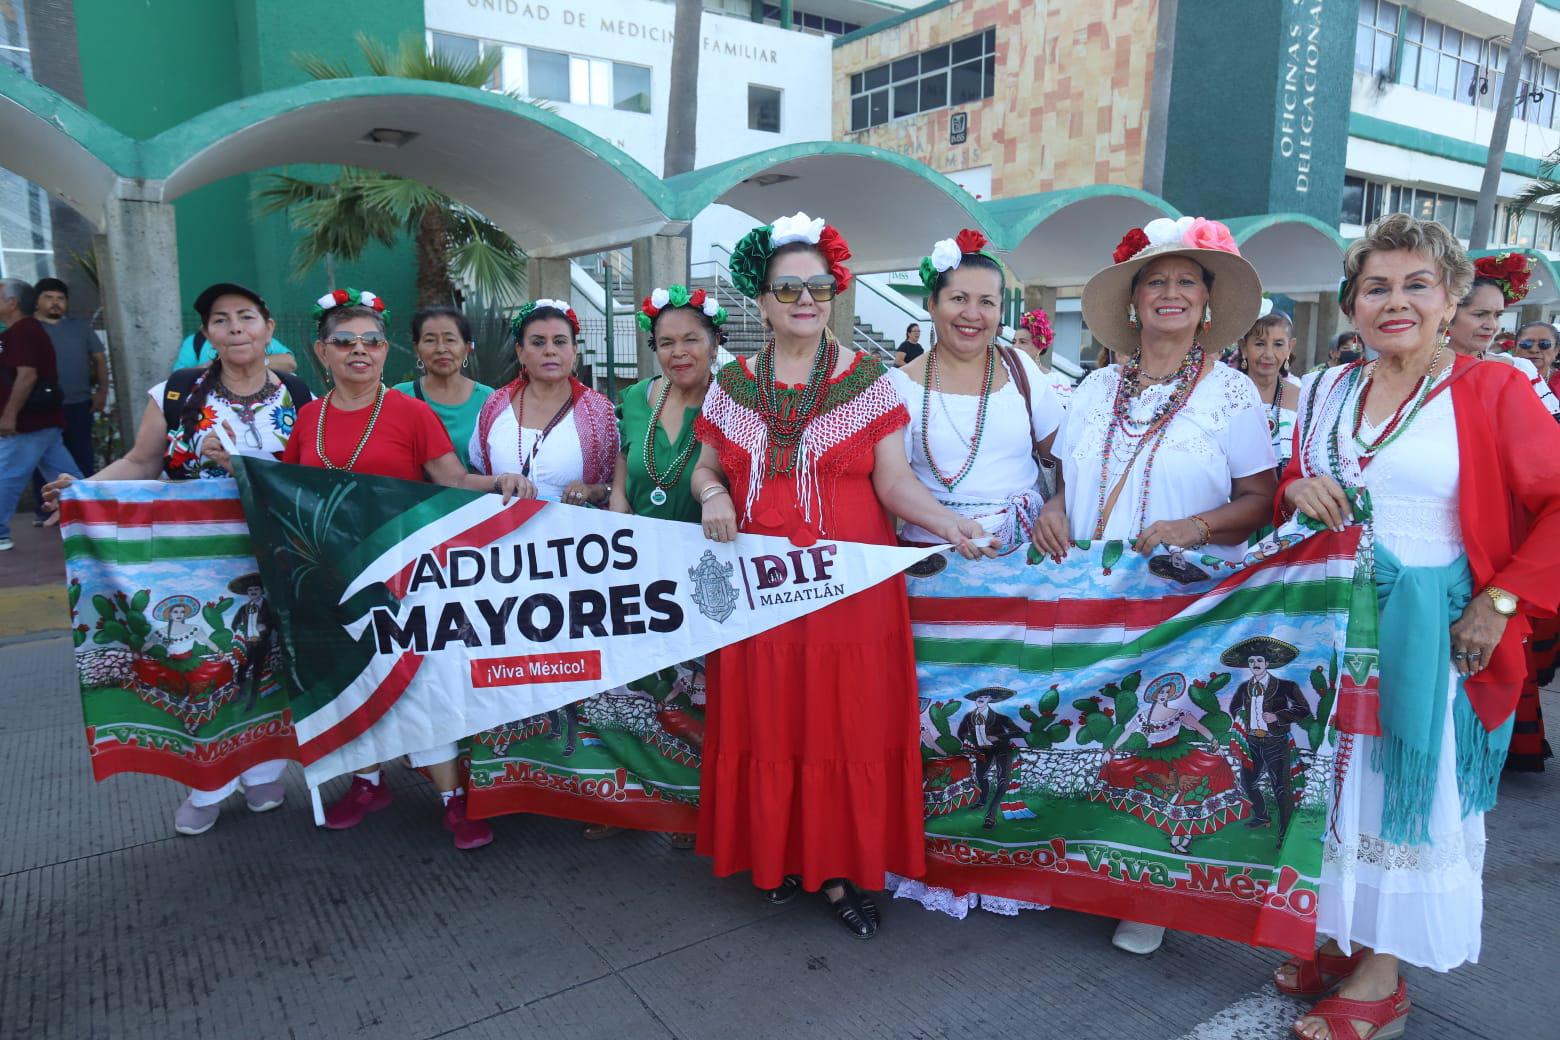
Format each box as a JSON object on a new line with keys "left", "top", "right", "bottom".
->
{"left": 2, "top": 508, "right": 1557, "bottom": 1040}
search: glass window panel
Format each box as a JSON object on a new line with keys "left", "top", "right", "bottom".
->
{"left": 864, "top": 63, "right": 890, "bottom": 89}
{"left": 1389, "top": 185, "right": 1403, "bottom": 213}
{"left": 0, "top": 47, "right": 26, "bottom": 75}
{"left": 824, "top": 19, "right": 843, "bottom": 35}
{"left": 1358, "top": 0, "right": 1375, "bottom": 26}
{"left": 985, "top": 27, "right": 996, "bottom": 53}
{"left": 1366, "top": 181, "right": 1386, "bottom": 222}
{"left": 984, "top": 55, "right": 995, "bottom": 98}
{"left": 430, "top": 31, "right": 479, "bottom": 64}
{"left": 1522, "top": 211, "right": 1539, "bottom": 246}
{"left": 950, "top": 60, "right": 984, "bottom": 104}
{"left": 748, "top": 84, "right": 781, "bottom": 131}
{"left": 869, "top": 89, "right": 888, "bottom": 126}
{"left": 1416, "top": 49, "right": 1437, "bottom": 90}
{"left": 951, "top": 33, "right": 983, "bottom": 64}
{"left": 1378, "top": 1, "right": 1398, "bottom": 30}
{"left": 1422, "top": 19, "right": 1440, "bottom": 50}
{"left": 1397, "top": 42, "right": 1419, "bottom": 84}
{"left": 1454, "top": 199, "right": 1475, "bottom": 240}
{"left": 1457, "top": 59, "right": 1476, "bottom": 102}
{"left": 567, "top": 56, "right": 590, "bottom": 104}
{"left": 1403, "top": 11, "right": 1423, "bottom": 42}
{"left": 1442, "top": 28, "right": 1460, "bottom": 53}
{"left": 1437, "top": 53, "right": 1457, "bottom": 97}
{"left": 1339, "top": 177, "right": 1365, "bottom": 225}
{"left": 892, "top": 56, "right": 918, "bottom": 81}
{"left": 920, "top": 71, "right": 946, "bottom": 110}
{"left": 1357, "top": 24, "right": 1377, "bottom": 73}
{"left": 1433, "top": 194, "right": 1456, "bottom": 228}
{"left": 893, "top": 82, "right": 917, "bottom": 118}
{"left": 527, "top": 48, "right": 570, "bottom": 102}
{"left": 1374, "top": 33, "right": 1393, "bottom": 77}
{"left": 499, "top": 45, "right": 526, "bottom": 92}
{"left": 850, "top": 94, "right": 869, "bottom": 131}
{"left": 0, "top": 1, "right": 29, "bottom": 50}
{"left": 803, "top": 13, "right": 822, "bottom": 30}
{"left": 614, "top": 62, "right": 651, "bottom": 113}
{"left": 922, "top": 45, "right": 949, "bottom": 71}
{"left": 1463, "top": 33, "right": 1481, "bottom": 61}
{"left": 1, "top": 251, "right": 48, "bottom": 283}
{"left": 1415, "top": 193, "right": 1435, "bottom": 221}
{"left": 850, "top": 72, "right": 862, "bottom": 94}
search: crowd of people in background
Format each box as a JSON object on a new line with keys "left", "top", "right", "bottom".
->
{"left": 5, "top": 207, "right": 1559, "bottom": 1040}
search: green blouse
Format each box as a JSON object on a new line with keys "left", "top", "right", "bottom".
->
{"left": 392, "top": 378, "right": 495, "bottom": 469}
{"left": 617, "top": 376, "right": 703, "bottom": 523}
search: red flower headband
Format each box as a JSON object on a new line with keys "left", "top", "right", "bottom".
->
{"left": 1473, "top": 252, "right": 1533, "bottom": 306}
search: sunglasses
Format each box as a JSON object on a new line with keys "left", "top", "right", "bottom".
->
{"left": 324, "top": 332, "right": 389, "bottom": 349}
{"left": 1517, "top": 338, "right": 1557, "bottom": 350}
{"left": 763, "top": 276, "right": 838, "bottom": 304}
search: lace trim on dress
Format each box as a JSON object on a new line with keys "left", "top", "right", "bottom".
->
{"left": 1323, "top": 830, "right": 1487, "bottom": 879}
{"left": 884, "top": 873, "right": 1049, "bottom": 920}
{"left": 1370, "top": 496, "right": 1463, "bottom": 548}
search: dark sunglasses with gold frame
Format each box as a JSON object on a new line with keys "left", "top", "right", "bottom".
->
{"left": 762, "top": 276, "right": 838, "bottom": 304}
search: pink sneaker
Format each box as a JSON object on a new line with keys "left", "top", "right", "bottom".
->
{"left": 323, "top": 776, "right": 392, "bottom": 830}
{"left": 243, "top": 780, "right": 286, "bottom": 813}
{"left": 174, "top": 796, "right": 221, "bottom": 836}
{"left": 442, "top": 794, "right": 493, "bottom": 850}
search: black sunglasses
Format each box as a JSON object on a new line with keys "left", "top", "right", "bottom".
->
{"left": 324, "top": 332, "right": 389, "bottom": 349}
{"left": 1517, "top": 338, "right": 1557, "bottom": 350}
{"left": 763, "top": 276, "right": 837, "bottom": 304}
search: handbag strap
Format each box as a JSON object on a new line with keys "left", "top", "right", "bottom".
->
{"left": 996, "top": 346, "right": 1041, "bottom": 457}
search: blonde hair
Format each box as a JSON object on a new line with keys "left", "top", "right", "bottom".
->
{"left": 1339, "top": 213, "right": 1473, "bottom": 316}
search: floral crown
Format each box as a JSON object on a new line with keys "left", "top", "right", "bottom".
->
{"left": 313, "top": 287, "right": 387, "bottom": 322}
{"left": 638, "top": 285, "right": 728, "bottom": 332}
{"left": 918, "top": 229, "right": 999, "bottom": 293}
{"left": 1111, "top": 216, "right": 1238, "bottom": 265}
{"left": 511, "top": 298, "right": 580, "bottom": 338}
{"left": 728, "top": 212, "right": 853, "bottom": 299}
{"left": 1472, "top": 252, "right": 1533, "bottom": 305}
{"left": 1018, "top": 307, "right": 1054, "bottom": 352}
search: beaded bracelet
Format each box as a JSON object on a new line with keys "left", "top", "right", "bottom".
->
{"left": 1190, "top": 515, "right": 1212, "bottom": 548}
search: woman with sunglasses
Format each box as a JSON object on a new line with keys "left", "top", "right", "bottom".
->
{"left": 691, "top": 213, "right": 990, "bottom": 939}
{"left": 1511, "top": 321, "right": 1560, "bottom": 405}
{"left": 1448, "top": 256, "right": 1560, "bottom": 417}
{"left": 392, "top": 306, "right": 494, "bottom": 469}
{"left": 283, "top": 289, "right": 529, "bottom": 851}
{"left": 43, "top": 282, "right": 312, "bottom": 837}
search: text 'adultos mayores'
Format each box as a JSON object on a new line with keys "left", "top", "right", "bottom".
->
{"left": 369, "top": 529, "right": 684, "bottom": 654}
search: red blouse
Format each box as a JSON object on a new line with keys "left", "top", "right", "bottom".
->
{"left": 1277, "top": 355, "right": 1560, "bottom": 730}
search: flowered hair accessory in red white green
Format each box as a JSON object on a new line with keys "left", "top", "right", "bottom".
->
{"left": 313, "top": 287, "right": 387, "bottom": 321}
{"left": 919, "top": 228, "right": 998, "bottom": 292}
{"left": 1472, "top": 252, "right": 1533, "bottom": 305}
{"left": 511, "top": 298, "right": 580, "bottom": 338}
{"left": 728, "top": 211, "right": 854, "bottom": 299}
{"left": 1018, "top": 308, "right": 1054, "bottom": 353}
{"left": 638, "top": 285, "right": 728, "bottom": 331}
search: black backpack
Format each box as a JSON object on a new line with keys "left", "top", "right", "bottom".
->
{"left": 160, "top": 367, "right": 314, "bottom": 471}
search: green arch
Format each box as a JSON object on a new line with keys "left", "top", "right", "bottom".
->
{"left": 1225, "top": 212, "right": 1348, "bottom": 249}
{"left": 663, "top": 140, "right": 991, "bottom": 229}
{"left": 0, "top": 64, "right": 142, "bottom": 176}
{"left": 984, "top": 185, "right": 1181, "bottom": 251}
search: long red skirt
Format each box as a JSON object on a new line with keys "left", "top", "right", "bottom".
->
{"left": 695, "top": 457, "right": 925, "bottom": 891}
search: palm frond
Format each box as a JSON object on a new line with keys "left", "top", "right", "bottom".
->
{"left": 355, "top": 32, "right": 397, "bottom": 77}
{"left": 446, "top": 209, "right": 528, "bottom": 303}
{"left": 357, "top": 176, "right": 448, "bottom": 224}
{"left": 1508, "top": 178, "right": 1560, "bottom": 216}
{"left": 293, "top": 51, "right": 356, "bottom": 80}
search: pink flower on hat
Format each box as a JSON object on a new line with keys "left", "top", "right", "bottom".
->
{"left": 1183, "top": 218, "right": 1239, "bottom": 255}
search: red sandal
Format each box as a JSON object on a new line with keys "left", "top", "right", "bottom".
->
{"left": 1293, "top": 977, "right": 1411, "bottom": 1040}
{"left": 1273, "top": 946, "right": 1367, "bottom": 997}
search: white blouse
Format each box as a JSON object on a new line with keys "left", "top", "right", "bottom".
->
{"left": 469, "top": 404, "right": 585, "bottom": 503}
{"left": 1486, "top": 352, "right": 1560, "bottom": 416}
{"left": 1056, "top": 362, "right": 1274, "bottom": 559}
{"left": 889, "top": 351, "right": 1064, "bottom": 545}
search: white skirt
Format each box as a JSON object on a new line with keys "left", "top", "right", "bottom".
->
{"left": 1318, "top": 672, "right": 1485, "bottom": 971}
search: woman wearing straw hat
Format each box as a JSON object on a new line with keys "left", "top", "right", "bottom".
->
{"left": 1033, "top": 216, "right": 1278, "bottom": 954}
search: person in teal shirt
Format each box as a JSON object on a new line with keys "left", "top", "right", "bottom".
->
{"left": 173, "top": 283, "right": 297, "bottom": 375}
{"left": 392, "top": 306, "right": 493, "bottom": 469}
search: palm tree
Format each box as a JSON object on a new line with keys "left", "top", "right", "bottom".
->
{"left": 254, "top": 33, "right": 536, "bottom": 306}
{"left": 663, "top": 0, "right": 702, "bottom": 178}
{"left": 1509, "top": 151, "right": 1560, "bottom": 245}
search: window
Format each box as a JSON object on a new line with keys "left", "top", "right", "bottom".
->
{"left": 430, "top": 31, "right": 481, "bottom": 65}
{"left": 1340, "top": 176, "right": 1366, "bottom": 225}
{"left": 748, "top": 84, "right": 782, "bottom": 132}
{"left": 525, "top": 48, "right": 651, "bottom": 113}
{"left": 848, "top": 29, "right": 996, "bottom": 131}
{"left": 528, "top": 48, "right": 571, "bottom": 103}
{"left": 1355, "top": 0, "right": 1398, "bottom": 77}
{"left": 761, "top": 5, "right": 859, "bottom": 36}
{"left": 613, "top": 62, "right": 652, "bottom": 114}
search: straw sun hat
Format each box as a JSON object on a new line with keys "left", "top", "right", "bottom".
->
{"left": 1082, "top": 217, "right": 1263, "bottom": 354}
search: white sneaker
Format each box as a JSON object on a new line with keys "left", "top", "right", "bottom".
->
{"left": 0, "top": 537, "right": 13, "bottom": 551}
{"left": 1112, "top": 919, "right": 1166, "bottom": 955}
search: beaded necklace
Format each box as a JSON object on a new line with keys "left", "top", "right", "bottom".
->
{"left": 1091, "top": 342, "right": 1205, "bottom": 539}
{"left": 315, "top": 384, "right": 386, "bottom": 472}
{"left": 514, "top": 382, "right": 577, "bottom": 479}
{"left": 754, "top": 332, "right": 838, "bottom": 476}
{"left": 642, "top": 378, "right": 701, "bottom": 507}
{"left": 920, "top": 345, "right": 995, "bottom": 490}
{"left": 212, "top": 375, "right": 281, "bottom": 452}
{"left": 1349, "top": 341, "right": 1444, "bottom": 461}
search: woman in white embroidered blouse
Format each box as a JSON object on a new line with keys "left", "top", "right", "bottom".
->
{"left": 889, "top": 232, "right": 1064, "bottom": 552}
{"left": 1236, "top": 307, "right": 1300, "bottom": 474}
{"left": 1033, "top": 217, "right": 1277, "bottom": 955}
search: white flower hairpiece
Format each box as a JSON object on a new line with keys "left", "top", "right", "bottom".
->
{"left": 650, "top": 288, "right": 670, "bottom": 309}
{"left": 533, "top": 298, "right": 572, "bottom": 313}
{"left": 1142, "top": 216, "right": 1197, "bottom": 248}
{"left": 1257, "top": 297, "right": 1274, "bottom": 319}
{"left": 702, "top": 297, "right": 721, "bottom": 318}
{"left": 929, "top": 238, "right": 964, "bottom": 274}
{"left": 770, "top": 212, "right": 826, "bottom": 247}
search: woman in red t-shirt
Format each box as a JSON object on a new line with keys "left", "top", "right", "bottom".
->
{"left": 283, "top": 289, "right": 530, "bottom": 851}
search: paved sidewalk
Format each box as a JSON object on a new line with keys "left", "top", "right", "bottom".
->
{"left": 1, "top": 573, "right": 1556, "bottom": 1037}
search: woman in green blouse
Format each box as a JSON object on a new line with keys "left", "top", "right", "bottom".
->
{"left": 594, "top": 285, "right": 726, "bottom": 844}
{"left": 393, "top": 306, "right": 494, "bottom": 468}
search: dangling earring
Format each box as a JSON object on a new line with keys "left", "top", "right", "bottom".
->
{"left": 461, "top": 355, "right": 469, "bottom": 369}
{"left": 415, "top": 358, "right": 426, "bottom": 372}
{"left": 1200, "top": 304, "right": 1213, "bottom": 333}
{"left": 1127, "top": 303, "right": 1141, "bottom": 330}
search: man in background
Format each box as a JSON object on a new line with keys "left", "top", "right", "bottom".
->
{"left": 31, "top": 278, "right": 105, "bottom": 524}
{"left": 0, "top": 278, "right": 80, "bottom": 551}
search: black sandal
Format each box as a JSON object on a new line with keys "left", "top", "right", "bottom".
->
{"left": 762, "top": 875, "right": 803, "bottom": 905}
{"left": 823, "top": 879, "right": 878, "bottom": 940}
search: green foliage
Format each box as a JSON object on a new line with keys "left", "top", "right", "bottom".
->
{"left": 1302, "top": 660, "right": 1337, "bottom": 748}
{"left": 1102, "top": 541, "right": 1124, "bottom": 572}
{"left": 1120, "top": 732, "right": 1150, "bottom": 752}
{"left": 1037, "top": 686, "right": 1060, "bottom": 714}
{"left": 927, "top": 700, "right": 963, "bottom": 756}
{"left": 130, "top": 589, "right": 149, "bottom": 614}
{"left": 90, "top": 589, "right": 151, "bottom": 652}
{"left": 1201, "top": 711, "right": 1233, "bottom": 741}
{"left": 68, "top": 580, "right": 81, "bottom": 611}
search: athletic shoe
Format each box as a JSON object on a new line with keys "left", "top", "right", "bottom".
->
{"left": 323, "top": 776, "right": 392, "bottom": 829}
{"left": 174, "top": 797, "right": 221, "bottom": 836}
{"left": 441, "top": 794, "right": 493, "bottom": 850}
{"left": 1112, "top": 919, "right": 1165, "bottom": 955}
{"left": 243, "top": 780, "right": 286, "bottom": 813}
{"left": 0, "top": 538, "right": 13, "bottom": 551}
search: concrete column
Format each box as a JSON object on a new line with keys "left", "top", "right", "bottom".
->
{"left": 99, "top": 186, "right": 182, "bottom": 442}
{"left": 1290, "top": 300, "right": 1316, "bottom": 374}
{"left": 525, "top": 256, "right": 572, "bottom": 304}
{"left": 1306, "top": 301, "right": 1339, "bottom": 373}
{"left": 1021, "top": 284, "right": 1059, "bottom": 370}
{"left": 631, "top": 231, "right": 690, "bottom": 377}
{"left": 827, "top": 280, "right": 857, "bottom": 352}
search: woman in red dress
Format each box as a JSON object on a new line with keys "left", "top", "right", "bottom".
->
{"left": 690, "top": 213, "right": 990, "bottom": 938}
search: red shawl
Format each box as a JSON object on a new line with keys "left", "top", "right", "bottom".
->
{"left": 470, "top": 376, "right": 618, "bottom": 485}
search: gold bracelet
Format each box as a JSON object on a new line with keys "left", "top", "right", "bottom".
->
{"left": 1190, "top": 515, "right": 1212, "bottom": 548}
{"left": 699, "top": 484, "right": 729, "bottom": 504}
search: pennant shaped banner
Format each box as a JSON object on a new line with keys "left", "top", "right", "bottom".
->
{"left": 60, "top": 480, "right": 298, "bottom": 787}
{"left": 232, "top": 458, "right": 940, "bottom": 785}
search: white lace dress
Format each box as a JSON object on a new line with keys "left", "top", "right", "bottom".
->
{"left": 1055, "top": 363, "right": 1275, "bottom": 559}
{"left": 1312, "top": 368, "right": 1486, "bottom": 971}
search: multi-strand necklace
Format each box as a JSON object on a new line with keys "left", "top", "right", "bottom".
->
{"left": 754, "top": 332, "right": 838, "bottom": 476}
{"left": 921, "top": 345, "right": 995, "bottom": 490}
{"left": 315, "top": 384, "right": 386, "bottom": 472}
{"left": 1092, "top": 342, "right": 1205, "bottom": 538}
{"left": 212, "top": 375, "right": 279, "bottom": 451}
{"left": 1349, "top": 341, "right": 1444, "bottom": 461}
{"left": 514, "top": 381, "right": 577, "bottom": 479}
{"left": 642, "top": 378, "right": 700, "bottom": 506}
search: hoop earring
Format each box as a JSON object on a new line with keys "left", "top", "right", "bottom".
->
{"left": 461, "top": 356, "right": 469, "bottom": 369}
{"left": 415, "top": 358, "right": 426, "bottom": 372}
{"left": 1127, "top": 303, "right": 1141, "bottom": 330}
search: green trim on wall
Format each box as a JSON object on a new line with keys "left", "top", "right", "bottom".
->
{"left": 833, "top": 0, "right": 953, "bottom": 48}
{"left": 983, "top": 186, "right": 1180, "bottom": 250}
{"left": 1349, "top": 113, "right": 1544, "bottom": 178}
{"left": 0, "top": 64, "right": 140, "bottom": 177}
{"left": 1225, "top": 213, "right": 1348, "bottom": 250}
